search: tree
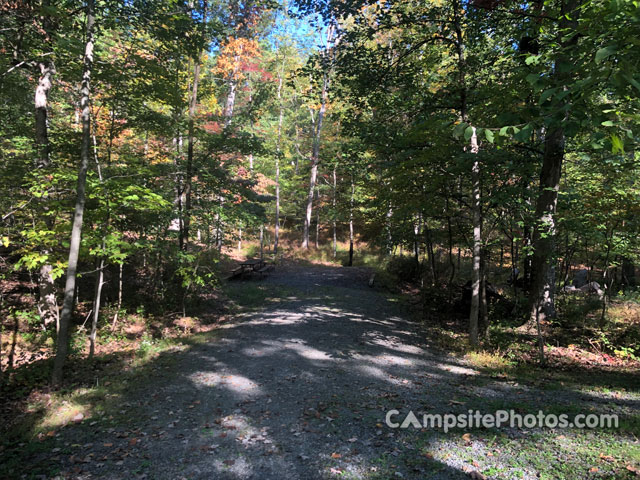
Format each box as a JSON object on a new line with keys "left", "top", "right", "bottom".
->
{"left": 52, "top": 0, "right": 95, "bottom": 385}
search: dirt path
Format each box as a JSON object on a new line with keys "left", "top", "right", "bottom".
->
{"left": 137, "top": 264, "right": 471, "bottom": 479}
{"left": 11, "top": 265, "right": 639, "bottom": 479}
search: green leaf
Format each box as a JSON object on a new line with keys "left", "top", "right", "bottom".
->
{"left": 464, "top": 126, "right": 475, "bottom": 141}
{"left": 595, "top": 45, "right": 617, "bottom": 64}
{"left": 525, "top": 73, "right": 539, "bottom": 85}
{"left": 611, "top": 134, "right": 624, "bottom": 154}
{"left": 484, "top": 129, "right": 495, "bottom": 144}
{"left": 525, "top": 55, "right": 539, "bottom": 65}
{"left": 2, "top": 236, "right": 9, "bottom": 247}
{"left": 540, "top": 88, "right": 557, "bottom": 104}
{"left": 623, "top": 74, "right": 640, "bottom": 93}
{"left": 499, "top": 126, "right": 510, "bottom": 136}
{"left": 453, "top": 122, "right": 468, "bottom": 139}
{"left": 601, "top": 120, "right": 615, "bottom": 127}
{"left": 514, "top": 124, "right": 532, "bottom": 142}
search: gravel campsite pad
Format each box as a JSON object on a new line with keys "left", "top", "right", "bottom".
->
{"left": 5, "top": 265, "right": 640, "bottom": 479}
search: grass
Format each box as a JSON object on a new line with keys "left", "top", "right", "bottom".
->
{"left": 464, "top": 350, "right": 515, "bottom": 375}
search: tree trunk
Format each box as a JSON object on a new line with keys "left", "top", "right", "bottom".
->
{"left": 52, "top": 0, "right": 94, "bottom": 385}
{"left": 302, "top": 30, "right": 333, "bottom": 248}
{"left": 622, "top": 257, "right": 636, "bottom": 288}
{"left": 526, "top": 127, "right": 564, "bottom": 352}
{"left": 274, "top": 63, "right": 283, "bottom": 255}
{"left": 302, "top": 74, "right": 328, "bottom": 248}
{"left": 259, "top": 224, "right": 264, "bottom": 259}
{"left": 112, "top": 262, "right": 123, "bottom": 330}
{"left": 469, "top": 127, "right": 481, "bottom": 347}
{"left": 348, "top": 177, "right": 354, "bottom": 266}
{"left": 224, "top": 60, "right": 238, "bottom": 127}
{"left": 413, "top": 214, "right": 421, "bottom": 268}
{"left": 34, "top": 51, "right": 59, "bottom": 331}
{"left": 332, "top": 167, "right": 337, "bottom": 258}
{"left": 35, "top": 60, "right": 54, "bottom": 168}
{"left": 38, "top": 263, "right": 59, "bottom": 330}
{"left": 183, "top": 59, "right": 201, "bottom": 250}
{"left": 89, "top": 255, "right": 104, "bottom": 358}
{"left": 315, "top": 188, "right": 320, "bottom": 249}
{"left": 526, "top": 0, "right": 579, "bottom": 364}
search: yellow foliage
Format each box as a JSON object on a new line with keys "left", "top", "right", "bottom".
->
{"left": 214, "top": 37, "right": 261, "bottom": 81}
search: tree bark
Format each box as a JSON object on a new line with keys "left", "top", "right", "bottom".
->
{"left": 89, "top": 254, "right": 104, "bottom": 358}
{"left": 348, "top": 177, "right": 354, "bottom": 266}
{"left": 111, "top": 262, "right": 123, "bottom": 330}
{"left": 303, "top": 28, "right": 333, "bottom": 249}
{"left": 183, "top": 1, "right": 207, "bottom": 249}
{"left": 315, "top": 188, "right": 320, "bottom": 249}
{"left": 332, "top": 167, "right": 337, "bottom": 258}
{"left": 302, "top": 73, "right": 328, "bottom": 249}
{"left": 37, "top": 263, "right": 59, "bottom": 330}
{"left": 183, "top": 59, "right": 201, "bottom": 250}
{"left": 274, "top": 58, "right": 284, "bottom": 255}
{"left": 34, "top": 26, "right": 59, "bottom": 331}
{"left": 469, "top": 127, "right": 481, "bottom": 346}
{"left": 35, "top": 60, "right": 54, "bottom": 168}
{"left": 526, "top": 0, "right": 579, "bottom": 364}
{"left": 52, "top": 0, "right": 94, "bottom": 385}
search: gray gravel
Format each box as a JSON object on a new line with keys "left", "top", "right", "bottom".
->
{"left": 15, "top": 265, "right": 640, "bottom": 479}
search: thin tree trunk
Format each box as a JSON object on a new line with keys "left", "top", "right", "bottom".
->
{"left": 34, "top": 47, "right": 59, "bottom": 331}
{"left": 259, "top": 225, "right": 264, "bottom": 259}
{"left": 413, "top": 214, "right": 421, "bottom": 268}
{"left": 315, "top": 188, "right": 320, "bottom": 249}
{"left": 112, "top": 262, "right": 123, "bottom": 330}
{"left": 302, "top": 73, "right": 328, "bottom": 248}
{"left": 89, "top": 254, "right": 104, "bottom": 358}
{"left": 303, "top": 28, "right": 333, "bottom": 249}
{"left": 224, "top": 60, "right": 238, "bottom": 127}
{"left": 386, "top": 206, "right": 393, "bottom": 255}
{"left": 332, "top": 167, "right": 337, "bottom": 258}
{"left": 52, "top": 0, "right": 94, "bottom": 385}
{"left": 35, "top": 60, "right": 54, "bottom": 168}
{"left": 348, "top": 177, "right": 354, "bottom": 266}
{"left": 469, "top": 126, "right": 481, "bottom": 347}
{"left": 183, "top": 60, "right": 201, "bottom": 250}
{"left": 452, "top": 0, "right": 481, "bottom": 346}
{"left": 425, "top": 225, "right": 437, "bottom": 285}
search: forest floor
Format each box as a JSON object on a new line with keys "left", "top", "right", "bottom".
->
{"left": 2, "top": 263, "right": 640, "bottom": 479}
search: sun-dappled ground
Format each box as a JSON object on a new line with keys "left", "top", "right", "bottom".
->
{"left": 1, "top": 264, "right": 639, "bottom": 479}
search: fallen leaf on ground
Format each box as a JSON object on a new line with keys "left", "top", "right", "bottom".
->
{"left": 331, "top": 452, "right": 342, "bottom": 459}
{"left": 626, "top": 465, "right": 640, "bottom": 476}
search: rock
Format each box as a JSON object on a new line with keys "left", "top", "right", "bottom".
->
{"left": 562, "top": 285, "right": 577, "bottom": 292}
{"left": 579, "top": 281, "right": 603, "bottom": 297}
{"left": 572, "top": 269, "right": 589, "bottom": 288}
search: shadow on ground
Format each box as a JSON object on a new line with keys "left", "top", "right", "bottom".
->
{"left": 2, "top": 265, "right": 639, "bottom": 479}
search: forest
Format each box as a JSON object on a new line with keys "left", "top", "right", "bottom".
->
{"left": 1, "top": 0, "right": 639, "bottom": 479}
